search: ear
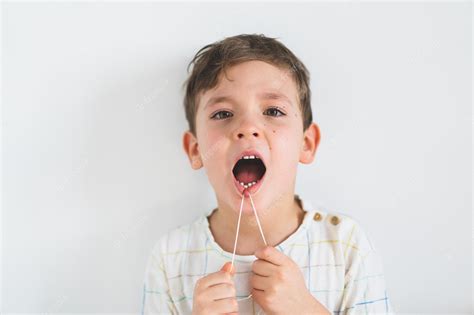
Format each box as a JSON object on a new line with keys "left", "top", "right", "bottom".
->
{"left": 299, "top": 122, "right": 321, "bottom": 164}
{"left": 183, "top": 130, "right": 203, "bottom": 169}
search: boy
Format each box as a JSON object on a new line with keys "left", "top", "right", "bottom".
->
{"left": 141, "top": 34, "right": 395, "bottom": 314}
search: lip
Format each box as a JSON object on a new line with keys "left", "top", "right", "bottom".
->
{"left": 231, "top": 149, "right": 267, "bottom": 198}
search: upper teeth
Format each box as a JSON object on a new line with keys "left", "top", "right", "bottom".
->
{"left": 242, "top": 155, "right": 259, "bottom": 160}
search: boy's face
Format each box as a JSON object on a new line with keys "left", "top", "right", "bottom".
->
{"left": 183, "top": 60, "right": 320, "bottom": 214}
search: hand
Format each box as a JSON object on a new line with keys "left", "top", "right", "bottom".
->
{"left": 192, "top": 262, "right": 239, "bottom": 315}
{"left": 250, "top": 246, "right": 331, "bottom": 315}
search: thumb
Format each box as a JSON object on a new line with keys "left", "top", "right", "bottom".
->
{"left": 221, "top": 261, "right": 236, "bottom": 276}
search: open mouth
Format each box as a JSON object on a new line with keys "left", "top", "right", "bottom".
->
{"left": 232, "top": 155, "right": 266, "bottom": 191}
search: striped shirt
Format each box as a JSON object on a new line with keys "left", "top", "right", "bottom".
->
{"left": 141, "top": 196, "right": 395, "bottom": 314}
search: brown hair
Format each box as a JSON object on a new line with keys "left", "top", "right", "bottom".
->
{"left": 182, "top": 33, "right": 313, "bottom": 135}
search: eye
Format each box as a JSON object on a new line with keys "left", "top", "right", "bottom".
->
{"left": 263, "top": 107, "right": 286, "bottom": 117}
{"left": 210, "top": 110, "right": 233, "bottom": 120}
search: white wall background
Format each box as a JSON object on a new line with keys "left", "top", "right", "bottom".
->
{"left": 2, "top": 1, "right": 471, "bottom": 313}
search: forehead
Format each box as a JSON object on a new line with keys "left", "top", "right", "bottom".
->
{"left": 199, "top": 60, "right": 298, "bottom": 110}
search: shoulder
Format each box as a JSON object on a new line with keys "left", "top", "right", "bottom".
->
{"left": 304, "top": 206, "right": 376, "bottom": 258}
{"left": 149, "top": 214, "right": 208, "bottom": 258}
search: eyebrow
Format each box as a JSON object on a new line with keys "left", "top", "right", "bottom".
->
{"left": 204, "top": 91, "right": 293, "bottom": 110}
{"left": 259, "top": 92, "right": 293, "bottom": 105}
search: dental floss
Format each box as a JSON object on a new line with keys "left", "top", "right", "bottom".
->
{"left": 231, "top": 189, "right": 268, "bottom": 302}
{"left": 230, "top": 193, "right": 245, "bottom": 273}
{"left": 248, "top": 192, "right": 268, "bottom": 246}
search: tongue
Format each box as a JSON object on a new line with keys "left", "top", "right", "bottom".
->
{"left": 234, "top": 164, "right": 260, "bottom": 183}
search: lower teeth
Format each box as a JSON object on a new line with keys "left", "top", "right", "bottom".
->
{"left": 240, "top": 181, "right": 257, "bottom": 188}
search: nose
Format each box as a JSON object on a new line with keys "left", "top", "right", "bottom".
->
{"left": 237, "top": 130, "right": 259, "bottom": 139}
{"left": 234, "top": 120, "right": 260, "bottom": 140}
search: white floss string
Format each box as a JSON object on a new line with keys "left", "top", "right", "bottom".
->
{"left": 248, "top": 193, "right": 268, "bottom": 246}
{"left": 230, "top": 193, "right": 245, "bottom": 273}
{"left": 230, "top": 190, "right": 268, "bottom": 302}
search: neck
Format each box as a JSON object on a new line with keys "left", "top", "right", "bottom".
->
{"left": 208, "top": 193, "right": 306, "bottom": 255}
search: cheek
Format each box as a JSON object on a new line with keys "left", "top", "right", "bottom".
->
{"left": 270, "top": 127, "right": 302, "bottom": 163}
{"left": 196, "top": 124, "right": 222, "bottom": 154}
{"left": 199, "top": 134, "right": 229, "bottom": 175}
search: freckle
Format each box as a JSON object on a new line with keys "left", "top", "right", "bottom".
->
{"left": 272, "top": 130, "right": 276, "bottom": 133}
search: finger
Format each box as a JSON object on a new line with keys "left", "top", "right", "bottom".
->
{"left": 221, "top": 261, "right": 236, "bottom": 276}
{"left": 212, "top": 297, "right": 238, "bottom": 314}
{"left": 251, "top": 288, "right": 265, "bottom": 305}
{"left": 250, "top": 273, "right": 270, "bottom": 291}
{"left": 198, "top": 270, "right": 233, "bottom": 289}
{"left": 252, "top": 259, "right": 275, "bottom": 277}
{"left": 204, "top": 283, "right": 236, "bottom": 301}
{"left": 254, "top": 246, "right": 288, "bottom": 266}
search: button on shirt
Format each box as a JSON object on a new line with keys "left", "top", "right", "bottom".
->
{"left": 141, "top": 196, "right": 395, "bottom": 314}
